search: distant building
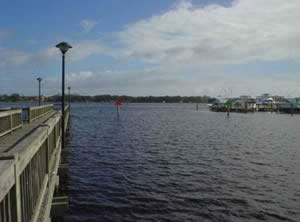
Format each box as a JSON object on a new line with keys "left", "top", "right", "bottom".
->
{"left": 279, "top": 98, "right": 300, "bottom": 109}
{"left": 256, "top": 94, "right": 275, "bottom": 110}
{"left": 231, "top": 96, "right": 256, "bottom": 110}
{"left": 36, "top": 95, "right": 45, "bottom": 102}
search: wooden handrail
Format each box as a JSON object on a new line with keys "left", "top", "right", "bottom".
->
{"left": 0, "top": 109, "right": 22, "bottom": 138}
{"left": 24, "top": 104, "right": 54, "bottom": 123}
{"left": 0, "top": 113, "right": 63, "bottom": 222}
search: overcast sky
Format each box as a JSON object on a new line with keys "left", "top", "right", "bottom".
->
{"left": 0, "top": 0, "right": 300, "bottom": 97}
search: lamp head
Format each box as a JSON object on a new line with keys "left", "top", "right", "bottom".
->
{"left": 37, "top": 77, "right": 42, "bottom": 81}
{"left": 56, "top": 42, "right": 72, "bottom": 54}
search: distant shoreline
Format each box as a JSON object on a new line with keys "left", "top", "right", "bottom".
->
{"left": 0, "top": 94, "right": 217, "bottom": 104}
{"left": 0, "top": 101, "right": 210, "bottom": 104}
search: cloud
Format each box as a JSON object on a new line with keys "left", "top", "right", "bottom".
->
{"left": 118, "top": 0, "right": 300, "bottom": 65}
{"left": 80, "top": 19, "right": 97, "bottom": 32}
{"left": 0, "top": 39, "right": 109, "bottom": 70}
{"left": 31, "top": 40, "right": 107, "bottom": 63}
{"left": 40, "top": 63, "right": 300, "bottom": 97}
{"left": 0, "top": 48, "right": 30, "bottom": 67}
{"left": 68, "top": 40, "right": 108, "bottom": 61}
{"left": 67, "top": 71, "right": 95, "bottom": 81}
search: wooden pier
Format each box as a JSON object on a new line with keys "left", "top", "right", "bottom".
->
{"left": 0, "top": 104, "right": 70, "bottom": 222}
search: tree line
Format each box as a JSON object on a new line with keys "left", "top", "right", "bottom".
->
{"left": 0, "top": 93, "right": 218, "bottom": 103}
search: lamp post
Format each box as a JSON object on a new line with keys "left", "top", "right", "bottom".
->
{"left": 37, "top": 77, "right": 42, "bottom": 106}
{"left": 56, "top": 42, "right": 72, "bottom": 150}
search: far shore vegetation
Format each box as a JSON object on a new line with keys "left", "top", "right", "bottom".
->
{"left": 0, "top": 93, "right": 217, "bottom": 103}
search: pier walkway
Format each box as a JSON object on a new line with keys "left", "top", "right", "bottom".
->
{"left": 0, "top": 104, "right": 70, "bottom": 222}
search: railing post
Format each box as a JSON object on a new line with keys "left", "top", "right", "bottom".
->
{"left": 28, "top": 109, "right": 31, "bottom": 124}
{"left": 46, "top": 127, "right": 50, "bottom": 174}
{"left": 14, "top": 159, "right": 22, "bottom": 222}
{"left": 10, "top": 114, "right": 13, "bottom": 133}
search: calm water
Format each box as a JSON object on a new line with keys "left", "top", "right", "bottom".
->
{"left": 60, "top": 103, "right": 300, "bottom": 222}
{"left": 1, "top": 102, "right": 300, "bottom": 221}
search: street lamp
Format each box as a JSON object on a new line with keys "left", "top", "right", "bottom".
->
{"left": 36, "top": 77, "right": 42, "bottom": 106}
{"left": 56, "top": 42, "right": 72, "bottom": 150}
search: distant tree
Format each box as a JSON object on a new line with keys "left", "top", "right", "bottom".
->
{"left": 10, "top": 93, "right": 20, "bottom": 102}
{"left": 0, "top": 93, "right": 220, "bottom": 103}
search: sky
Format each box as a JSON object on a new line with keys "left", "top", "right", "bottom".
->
{"left": 0, "top": 0, "right": 300, "bottom": 97}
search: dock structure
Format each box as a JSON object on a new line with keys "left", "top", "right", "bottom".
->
{"left": 0, "top": 104, "right": 70, "bottom": 222}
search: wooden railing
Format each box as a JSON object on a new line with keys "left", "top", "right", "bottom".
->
{"left": 23, "top": 105, "right": 54, "bottom": 123}
{"left": 0, "top": 109, "right": 22, "bottom": 138}
{"left": 0, "top": 112, "right": 63, "bottom": 222}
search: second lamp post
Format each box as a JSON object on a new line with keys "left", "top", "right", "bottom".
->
{"left": 37, "top": 77, "right": 42, "bottom": 106}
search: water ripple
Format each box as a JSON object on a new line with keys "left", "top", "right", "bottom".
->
{"left": 64, "top": 103, "right": 300, "bottom": 222}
